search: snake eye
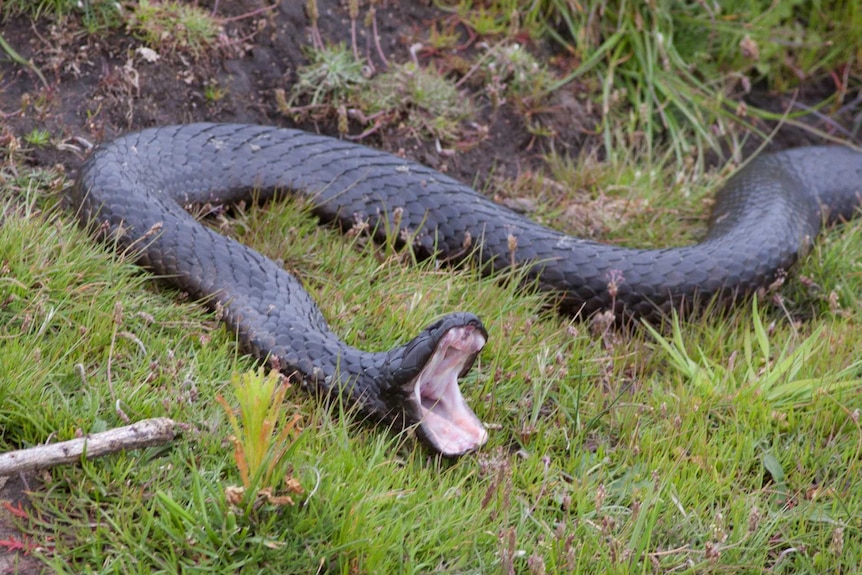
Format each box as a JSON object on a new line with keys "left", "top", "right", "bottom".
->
{"left": 409, "top": 325, "right": 488, "bottom": 456}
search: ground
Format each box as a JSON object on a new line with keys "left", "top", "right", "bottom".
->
{"left": 1, "top": 1, "right": 861, "bottom": 572}
{"left": 3, "top": 1, "right": 852, "bottom": 185}
{"left": 2, "top": 0, "right": 596, "bottom": 189}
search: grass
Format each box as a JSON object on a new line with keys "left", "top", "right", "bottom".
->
{"left": 440, "top": 0, "right": 862, "bottom": 164}
{"left": 0, "top": 0, "right": 121, "bottom": 32}
{"left": 3, "top": 147, "right": 862, "bottom": 572}
{"left": 1, "top": 0, "right": 218, "bottom": 55}
{"left": 126, "top": 0, "right": 220, "bottom": 58}
{"left": 22, "top": 128, "right": 50, "bottom": 147}
{"left": 2, "top": 0, "right": 862, "bottom": 573}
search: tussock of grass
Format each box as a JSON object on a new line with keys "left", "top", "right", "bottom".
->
{"left": 287, "top": 42, "right": 368, "bottom": 108}
{"left": 285, "top": 45, "right": 472, "bottom": 143}
{"left": 0, "top": 0, "right": 121, "bottom": 31}
{"left": 360, "top": 62, "right": 473, "bottom": 142}
{"left": 126, "top": 0, "right": 220, "bottom": 58}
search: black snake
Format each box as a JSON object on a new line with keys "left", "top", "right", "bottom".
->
{"left": 70, "top": 123, "right": 862, "bottom": 456}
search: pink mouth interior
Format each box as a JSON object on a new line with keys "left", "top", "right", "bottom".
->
{"left": 410, "top": 325, "right": 488, "bottom": 456}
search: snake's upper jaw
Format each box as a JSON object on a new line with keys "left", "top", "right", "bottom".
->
{"left": 407, "top": 323, "right": 488, "bottom": 457}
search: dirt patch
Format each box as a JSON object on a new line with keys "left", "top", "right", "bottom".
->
{"left": 2, "top": 2, "right": 856, "bottom": 182}
{"left": 1, "top": 0, "right": 594, "bottom": 187}
{"left": 0, "top": 475, "right": 43, "bottom": 574}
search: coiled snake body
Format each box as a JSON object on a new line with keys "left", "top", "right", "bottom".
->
{"left": 70, "top": 123, "right": 862, "bottom": 455}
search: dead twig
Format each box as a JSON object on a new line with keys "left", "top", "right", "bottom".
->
{"left": 0, "top": 418, "right": 181, "bottom": 476}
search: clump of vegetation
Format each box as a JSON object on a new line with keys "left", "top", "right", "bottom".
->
{"left": 23, "top": 128, "right": 51, "bottom": 148}
{"left": 360, "top": 62, "right": 473, "bottom": 141}
{"left": 216, "top": 368, "right": 303, "bottom": 511}
{"left": 483, "top": 43, "right": 556, "bottom": 99}
{"left": 287, "top": 42, "right": 368, "bottom": 107}
{"left": 126, "top": 0, "right": 220, "bottom": 58}
{"left": 284, "top": 44, "right": 472, "bottom": 143}
{"left": 473, "top": 42, "right": 560, "bottom": 142}
{"left": 0, "top": 0, "right": 122, "bottom": 31}
{"left": 644, "top": 298, "right": 862, "bottom": 407}
{"left": 439, "top": 0, "right": 862, "bottom": 163}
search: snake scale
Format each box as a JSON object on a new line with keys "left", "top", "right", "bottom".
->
{"left": 70, "top": 123, "right": 862, "bottom": 455}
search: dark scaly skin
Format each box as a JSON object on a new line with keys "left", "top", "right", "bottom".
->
{"left": 71, "top": 124, "right": 490, "bottom": 457}
{"left": 70, "top": 123, "right": 862, "bottom": 451}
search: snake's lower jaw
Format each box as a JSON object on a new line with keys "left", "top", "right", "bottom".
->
{"left": 407, "top": 325, "right": 488, "bottom": 457}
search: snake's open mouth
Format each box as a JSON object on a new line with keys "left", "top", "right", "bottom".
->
{"left": 409, "top": 325, "right": 488, "bottom": 457}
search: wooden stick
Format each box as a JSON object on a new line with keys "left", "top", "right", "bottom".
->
{"left": 0, "top": 418, "right": 180, "bottom": 476}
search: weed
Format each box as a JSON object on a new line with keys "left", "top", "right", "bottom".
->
{"left": 204, "top": 81, "right": 224, "bottom": 103}
{"left": 1, "top": 0, "right": 121, "bottom": 32}
{"left": 489, "top": 43, "right": 554, "bottom": 97}
{"left": 286, "top": 50, "right": 471, "bottom": 143}
{"left": 23, "top": 128, "right": 50, "bottom": 147}
{"left": 425, "top": 20, "right": 464, "bottom": 52}
{"left": 216, "top": 368, "right": 303, "bottom": 511}
{"left": 361, "top": 62, "right": 472, "bottom": 141}
{"left": 469, "top": 41, "right": 558, "bottom": 119}
{"left": 288, "top": 42, "right": 367, "bottom": 108}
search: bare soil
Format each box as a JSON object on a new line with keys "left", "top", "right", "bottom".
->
{"left": 3, "top": 1, "right": 854, "bottom": 186}
{"left": 0, "top": 475, "right": 43, "bottom": 574}
{"left": 1, "top": 0, "right": 601, "bottom": 189}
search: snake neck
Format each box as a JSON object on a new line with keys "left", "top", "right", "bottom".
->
{"left": 258, "top": 312, "right": 489, "bottom": 457}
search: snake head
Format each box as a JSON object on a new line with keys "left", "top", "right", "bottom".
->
{"left": 386, "top": 313, "right": 489, "bottom": 457}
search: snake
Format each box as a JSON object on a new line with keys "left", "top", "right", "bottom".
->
{"left": 69, "top": 123, "right": 862, "bottom": 456}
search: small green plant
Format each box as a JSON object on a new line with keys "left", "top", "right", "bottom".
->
{"left": 443, "top": 0, "right": 552, "bottom": 38}
{"left": 288, "top": 42, "right": 367, "bottom": 108}
{"left": 23, "top": 128, "right": 51, "bottom": 148}
{"left": 286, "top": 48, "right": 471, "bottom": 143}
{"left": 79, "top": 0, "right": 123, "bottom": 33}
{"left": 425, "top": 20, "right": 463, "bottom": 52}
{"left": 216, "top": 368, "right": 303, "bottom": 510}
{"left": 488, "top": 43, "right": 554, "bottom": 97}
{"left": 361, "top": 62, "right": 472, "bottom": 141}
{"left": 204, "top": 81, "right": 224, "bottom": 103}
{"left": 0, "top": 0, "right": 129, "bottom": 32}
{"left": 127, "top": 0, "right": 220, "bottom": 58}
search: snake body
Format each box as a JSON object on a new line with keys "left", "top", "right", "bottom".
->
{"left": 71, "top": 123, "right": 862, "bottom": 455}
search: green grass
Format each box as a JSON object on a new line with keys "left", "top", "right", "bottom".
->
{"left": 1, "top": 0, "right": 121, "bottom": 33}
{"left": 439, "top": 0, "right": 861, "bottom": 164}
{"left": 126, "top": 0, "right": 219, "bottom": 58}
{"left": 3, "top": 145, "right": 862, "bottom": 572}
{"left": 0, "top": 0, "right": 216, "bottom": 53}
